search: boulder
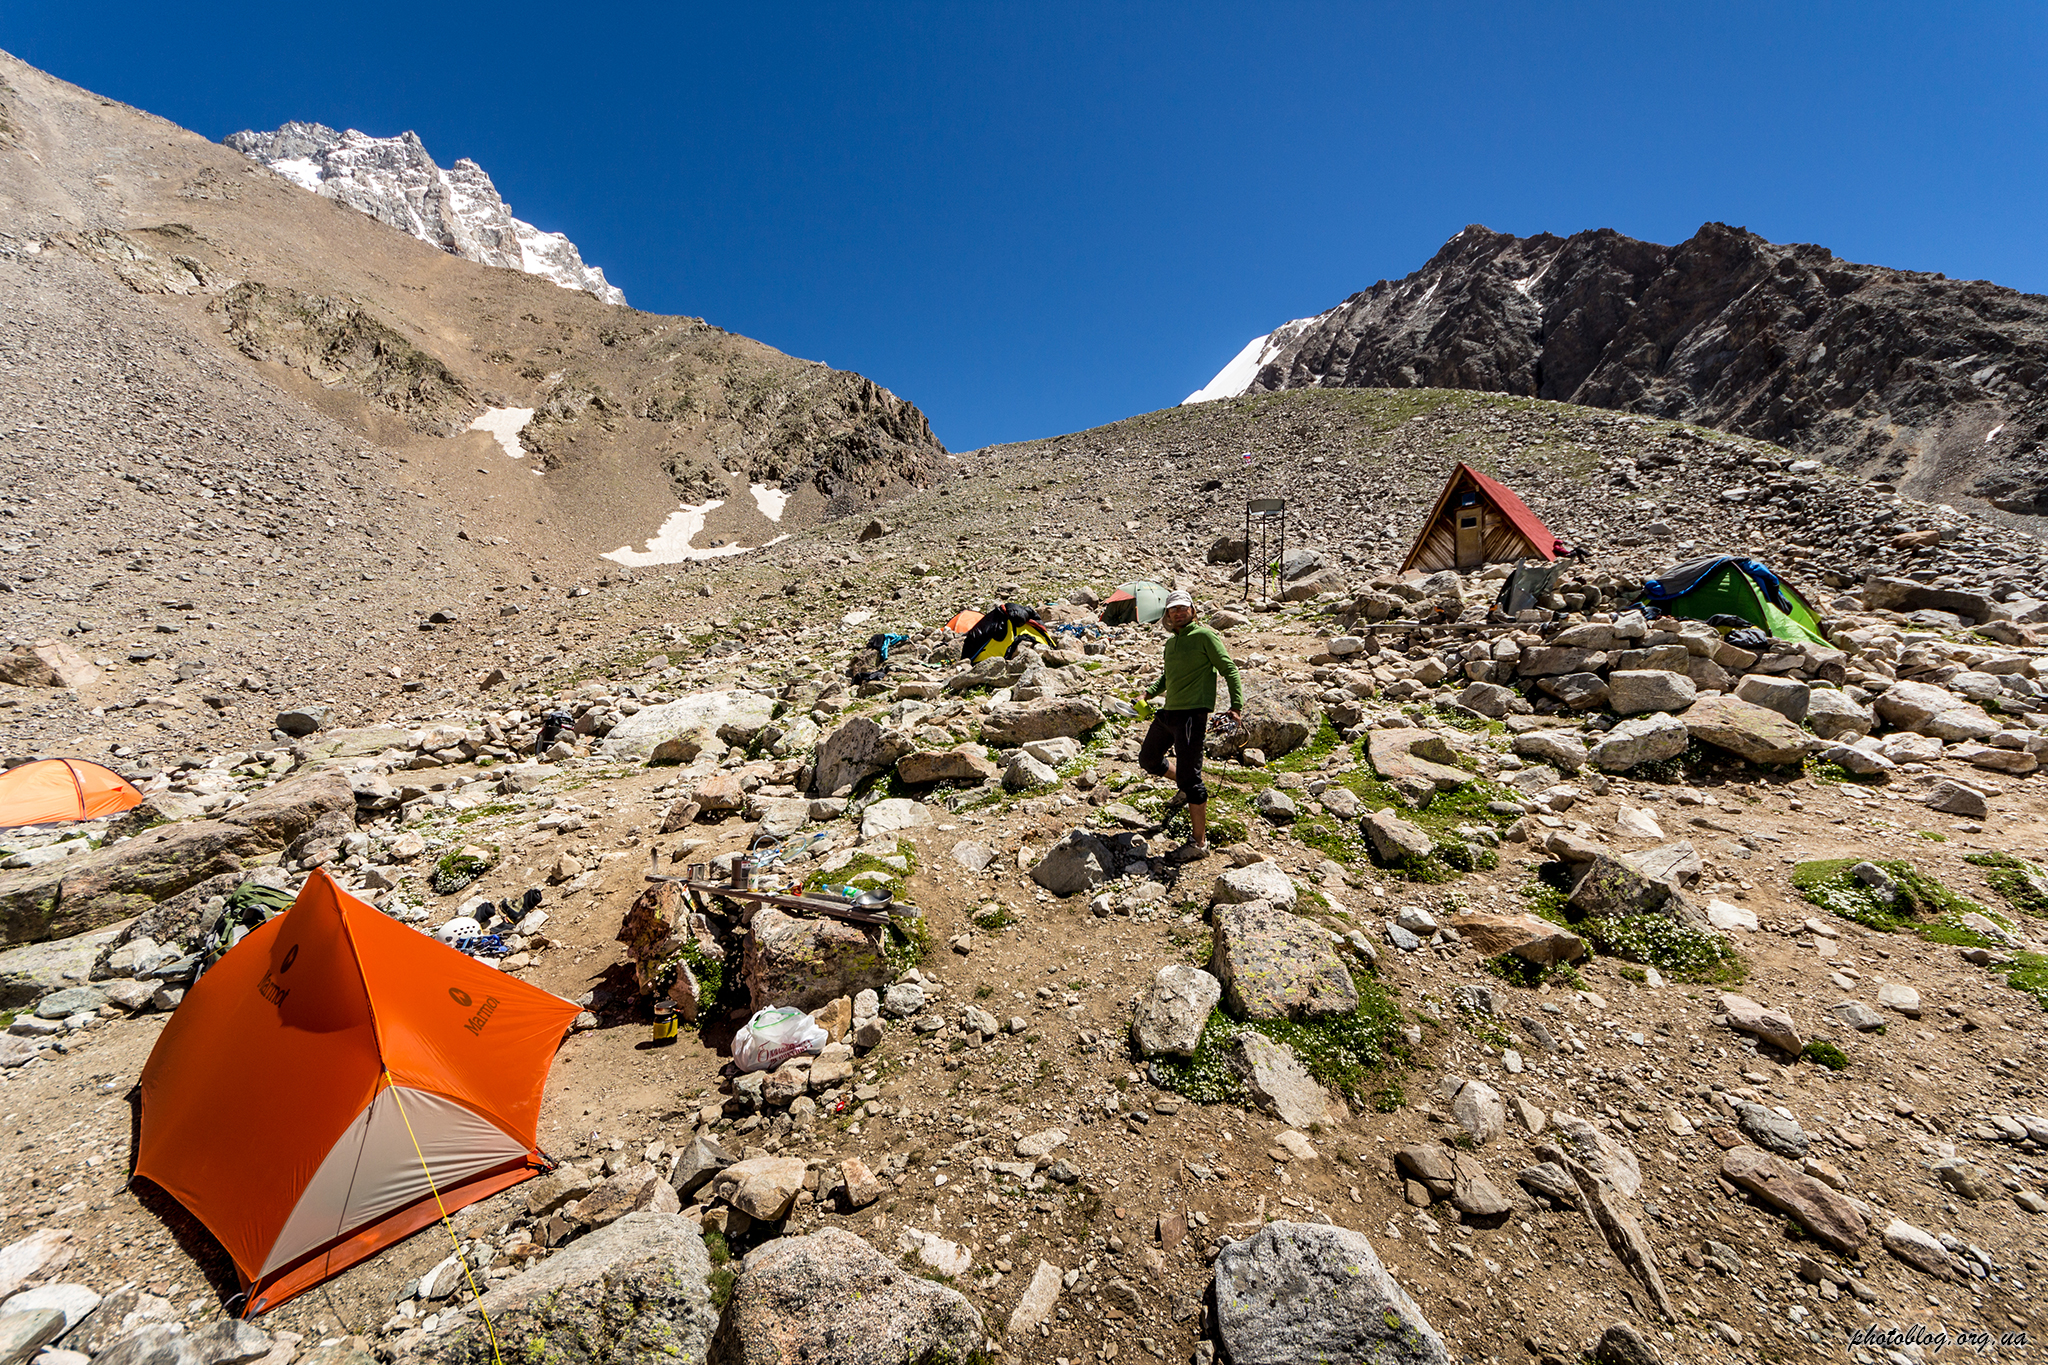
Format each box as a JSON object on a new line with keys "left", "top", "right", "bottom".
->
{"left": 1732, "top": 1100, "right": 1809, "bottom": 1158}
{"left": 673, "top": 1136, "right": 735, "bottom": 1199}
{"left": 1445, "top": 912, "right": 1585, "bottom": 965}
{"left": 0, "top": 1230, "right": 71, "bottom": 1299}
{"left": 1589, "top": 713, "right": 1690, "bottom": 771}
{"left": 1862, "top": 576, "right": 2009, "bottom": 625}
{"left": 1568, "top": 853, "right": 1679, "bottom": 918}
{"left": 0, "top": 652, "right": 58, "bottom": 688}
{"left": 573, "top": 1162, "right": 680, "bottom": 1229}
{"left": 982, "top": 698, "right": 1104, "bottom": 746}
{"left": 1607, "top": 670, "right": 1697, "bottom": 715}
{"left": 0, "top": 927, "right": 122, "bottom": 1010}
{"left": 1804, "top": 688, "right": 1873, "bottom": 739}
{"left": 1719, "top": 992, "right": 1803, "bottom": 1054}
{"left": 1449, "top": 1078, "right": 1506, "bottom": 1144}
{"left": 1130, "top": 965, "right": 1222, "bottom": 1058}
{"left": 1513, "top": 730, "right": 1587, "bottom": 774}
{"left": 1210, "top": 902, "right": 1359, "bottom": 1021}
{"left": 742, "top": 907, "right": 890, "bottom": 1012}
{"left": 1734, "top": 675, "right": 1811, "bottom": 722}
{"left": 1030, "top": 828, "right": 1116, "bottom": 896}
{"left": 1517, "top": 646, "right": 1609, "bottom": 677}
{"left": 1682, "top": 695, "right": 1817, "bottom": 765}
{"left": 414, "top": 1212, "right": 715, "bottom": 1365}
{"left": 708, "top": 1156, "right": 809, "bottom": 1221}
{"left": 1456, "top": 682, "right": 1519, "bottom": 719}
{"left": 1003, "top": 752, "right": 1060, "bottom": 791}
{"left": 1363, "top": 808, "right": 1433, "bottom": 863}
{"left": 1213, "top": 1222, "right": 1450, "bottom": 1365}
{"left": 1538, "top": 671, "right": 1611, "bottom": 709}
{"left": 716, "top": 1228, "right": 986, "bottom": 1365}
{"left": 808, "top": 717, "right": 915, "bottom": 798}
{"left": 1924, "top": 781, "right": 1989, "bottom": 818}
{"left": 1871, "top": 680, "right": 1961, "bottom": 733}
{"left": 275, "top": 705, "right": 329, "bottom": 737}
{"left": 1210, "top": 693, "right": 1314, "bottom": 761}
{"left": 1223, "top": 1032, "right": 1346, "bottom": 1128}
{"left": 896, "top": 746, "right": 998, "bottom": 785}
{"left": 1211, "top": 861, "right": 1297, "bottom": 910}
{"left": 1719, "top": 1147, "right": 1868, "bottom": 1254}
{"left": 598, "top": 688, "right": 777, "bottom": 765}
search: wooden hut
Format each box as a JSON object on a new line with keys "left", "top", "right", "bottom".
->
{"left": 1400, "top": 463, "right": 1560, "bottom": 573}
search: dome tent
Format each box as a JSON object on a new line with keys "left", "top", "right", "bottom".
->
{"left": 0, "top": 758, "right": 142, "bottom": 829}
{"left": 136, "top": 868, "right": 579, "bottom": 1315}
{"left": 1098, "top": 580, "right": 1168, "bottom": 626}
{"left": 1640, "top": 555, "right": 1827, "bottom": 646}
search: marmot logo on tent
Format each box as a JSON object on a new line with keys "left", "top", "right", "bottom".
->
{"left": 448, "top": 987, "right": 473, "bottom": 1007}
{"left": 464, "top": 996, "right": 501, "bottom": 1036}
{"left": 280, "top": 945, "right": 299, "bottom": 973}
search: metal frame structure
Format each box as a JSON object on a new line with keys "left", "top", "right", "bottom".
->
{"left": 1244, "top": 497, "right": 1286, "bottom": 603}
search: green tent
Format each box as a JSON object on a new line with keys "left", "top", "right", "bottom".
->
{"left": 1640, "top": 556, "right": 1827, "bottom": 645}
{"left": 1099, "top": 580, "right": 1168, "bottom": 625}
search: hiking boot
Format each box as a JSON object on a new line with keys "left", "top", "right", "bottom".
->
{"left": 1162, "top": 791, "right": 1189, "bottom": 814}
{"left": 1166, "top": 839, "right": 1209, "bottom": 863}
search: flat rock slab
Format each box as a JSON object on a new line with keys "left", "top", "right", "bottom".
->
{"left": 718, "top": 1227, "right": 986, "bottom": 1365}
{"left": 1213, "top": 1221, "right": 1451, "bottom": 1365}
{"left": 1211, "top": 902, "right": 1358, "bottom": 1021}
{"left": 1224, "top": 1032, "right": 1346, "bottom": 1129}
{"left": 1366, "top": 729, "right": 1470, "bottom": 800}
{"left": 1682, "top": 695, "right": 1818, "bottom": 765}
{"left": 1720, "top": 1147, "right": 1868, "bottom": 1254}
{"left": 1447, "top": 911, "right": 1585, "bottom": 965}
{"left": 598, "top": 688, "right": 776, "bottom": 766}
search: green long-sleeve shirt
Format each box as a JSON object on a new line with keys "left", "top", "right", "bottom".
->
{"left": 1148, "top": 622, "right": 1245, "bottom": 712}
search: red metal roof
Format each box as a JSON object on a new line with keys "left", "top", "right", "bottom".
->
{"left": 1448, "top": 462, "right": 1558, "bottom": 560}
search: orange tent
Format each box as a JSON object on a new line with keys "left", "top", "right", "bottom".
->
{"left": 136, "top": 869, "right": 580, "bottom": 1315}
{"left": 944, "top": 608, "right": 985, "bottom": 634}
{"left": 0, "top": 758, "right": 143, "bottom": 829}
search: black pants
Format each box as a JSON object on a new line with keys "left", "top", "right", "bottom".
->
{"left": 1139, "top": 709, "right": 1210, "bottom": 805}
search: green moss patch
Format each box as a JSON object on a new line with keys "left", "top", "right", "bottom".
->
{"left": 1802, "top": 1039, "right": 1849, "bottom": 1071}
{"left": 1267, "top": 716, "right": 1343, "bottom": 772}
{"left": 1150, "top": 971, "right": 1410, "bottom": 1115}
{"left": 1965, "top": 851, "right": 2048, "bottom": 917}
{"left": 1579, "top": 915, "right": 1746, "bottom": 984}
{"left": 1790, "top": 858, "right": 1986, "bottom": 933}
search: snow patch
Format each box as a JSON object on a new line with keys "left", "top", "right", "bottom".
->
{"left": 468, "top": 407, "right": 535, "bottom": 459}
{"left": 604, "top": 501, "right": 756, "bottom": 566}
{"left": 1183, "top": 314, "right": 1325, "bottom": 404}
{"left": 750, "top": 483, "right": 790, "bottom": 522}
{"left": 269, "top": 157, "right": 325, "bottom": 191}
{"left": 1986, "top": 423, "right": 2005, "bottom": 443}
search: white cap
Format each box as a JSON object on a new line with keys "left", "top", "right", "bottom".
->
{"left": 1164, "top": 591, "right": 1194, "bottom": 610}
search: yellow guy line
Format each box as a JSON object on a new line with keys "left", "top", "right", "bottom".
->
{"left": 384, "top": 1071, "right": 506, "bottom": 1365}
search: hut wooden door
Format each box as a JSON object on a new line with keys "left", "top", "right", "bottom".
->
{"left": 1454, "top": 492, "right": 1484, "bottom": 568}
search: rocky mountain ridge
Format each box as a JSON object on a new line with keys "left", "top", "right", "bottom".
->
{"left": 1191, "top": 223, "right": 2048, "bottom": 519}
{"left": 224, "top": 121, "right": 627, "bottom": 305}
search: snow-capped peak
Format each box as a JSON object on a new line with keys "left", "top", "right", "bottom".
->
{"left": 1183, "top": 313, "right": 1325, "bottom": 404}
{"left": 224, "top": 121, "right": 626, "bottom": 306}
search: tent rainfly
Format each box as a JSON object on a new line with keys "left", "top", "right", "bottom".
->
{"left": 136, "top": 869, "right": 580, "bottom": 1315}
{"left": 1401, "top": 463, "right": 1561, "bottom": 574}
{"left": 0, "top": 758, "right": 142, "bottom": 829}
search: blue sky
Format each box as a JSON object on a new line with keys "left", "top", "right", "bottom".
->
{"left": 7, "top": 3, "right": 2045, "bottom": 451}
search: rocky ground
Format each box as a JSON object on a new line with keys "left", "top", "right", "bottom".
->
{"left": 0, "top": 512, "right": 2045, "bottom": 1364}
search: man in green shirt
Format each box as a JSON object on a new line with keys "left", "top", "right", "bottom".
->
{"left": 1140, "top": 591, "right": 1244, "bottom": 862}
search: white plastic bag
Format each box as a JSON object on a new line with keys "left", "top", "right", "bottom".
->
{"left": 732, "top": 1006, "right": 828, "bottom": 1073}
